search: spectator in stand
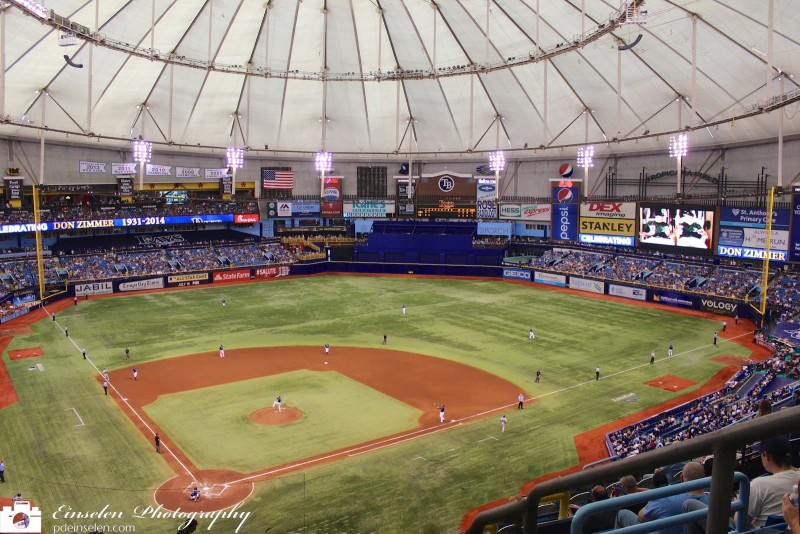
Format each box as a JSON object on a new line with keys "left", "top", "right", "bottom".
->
{"left": 568, "top": 485, "right": 619, "bottom": 534}
{"left": 615, "top": 462, "right": 708, "bottom": 534}
{"left": 741, "top": 436, "right": 799, "bottom": 529}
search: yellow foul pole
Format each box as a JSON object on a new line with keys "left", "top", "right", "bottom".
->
{"left": 32, "top": 185, "right": 46, "bottom": 302}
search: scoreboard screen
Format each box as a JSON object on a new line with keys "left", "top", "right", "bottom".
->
{"left": 416, "top": 206, "right": 476, "bottom": 219}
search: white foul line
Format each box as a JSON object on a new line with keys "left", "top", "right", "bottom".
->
{"left": 66, "top": 407, "right": 84, "bottom": 427}
{"left": 47, "top": 308, "right": 195, "bottom": 480}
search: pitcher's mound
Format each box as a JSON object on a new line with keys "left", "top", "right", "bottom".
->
{"left": 249, "top": 406, "right": 302, "bottom": 426}
{"left": 155, "top": 470, "right": 253, "bottom": 512}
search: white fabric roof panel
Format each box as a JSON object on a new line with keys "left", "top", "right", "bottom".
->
{"left": 0, "top": 0, "right": 798, "bottom": 159}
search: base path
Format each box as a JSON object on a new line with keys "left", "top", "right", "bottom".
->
{"left": 108, "top": 346, "right": 525, "bottom": 511}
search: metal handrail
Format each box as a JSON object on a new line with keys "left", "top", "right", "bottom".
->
{"left": 463, "top": 406, "right": 799, "bottom": 534}
{"left": 570, "top": 472, "right": 750, "bottom": 534}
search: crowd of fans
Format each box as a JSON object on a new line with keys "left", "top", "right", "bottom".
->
{"left": 607, "top": 344, "right": 800, "bottom": 458}
{"left": 0, "top": 241, "right": 293, "bottom": 288}
{"left": 518, "top": 248, "right": 786, "bottom": 313}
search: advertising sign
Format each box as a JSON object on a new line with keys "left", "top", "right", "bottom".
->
{"left": 551, "top": 204, "right": 578, "bottom": 241}
{"left": 117, "top": 177, "right": 134, "bottom": 196}
{"left": 502, "top": 268, "right": 531, "bottom": 281}
{"left": 477, "top": 222, "right": 511, "bottom": 236}
{"left": 0, "top": 214, "right": 237, "bottom": 234}
{"left": 476, "top": 179, "right": 497, "bottom": 201}
{"left": 254, "top": 266, "right": 290, "bottom": 279}
{"left": 233, "top": 213, "right": 259, "bottom": 224}
{"left": 74, "top": 281, "right": 113, "bottom": 296}
{"left": 343, "top": 201, "right": 388, "bottom": 218}
{"left": 792, "top": 190, "right": 800, "bottom": 263}
{"left": 321, "top": 178, "right": 343, "bottom": 217}
{"left": 476, "top": 200, "right": 497, "bottom": 219}
{"left": 277, "top": 202, "right": 292, "bottom": 217}
{"left": 292, "top": 201, "right": 321, "bottom": 216}
{"left": 569, "top": 277, "right": 605, "bottom": 294}
{"left": 609, "top": 284, "right": 647, "bottom": 301}
{"left": 578, "top": 202, "right": 636, "bottom": 248}
{"left": 699, "top": 297, "right": 739, "bottom": 315}
{"left": 118, "top": 277, "right": 164, "bottom": 292}
{"left": 499, "top": 203, "right": 552, "bottom": 221}
{"left": 651, "top": 291, "right": 694, "bottom": 309}
{"left": 534, "top": 271, "right": 566, "bottom": 287}
{"left": 579, "top": 202, "right": 638, "bottom": 219}
{"left": 167, "top": 273, "right": 210, "bottom": 287}
{"left": 220, "top": 175, "right": 233, "bottom": 195}
{"left": 4, "top": 179, "right": 22, "bottom": 201}
{"left": 213, "top": 269, "right": 251, "bottom": 283}
{"left": 719, "top": 207, "right": 790, "bottom": 262}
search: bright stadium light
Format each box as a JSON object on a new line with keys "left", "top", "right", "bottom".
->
{"left": 669, "top": 133, "right": 688, "bottom": 194}
{"left": 488, "top": 150, "right": 505, "bottom": 173}
{"left": 669, "top": 133, "right": 689, "bottom": 158}
{"left": 577, "top": 145, "right": 594, "bottom": 168}
{"left": 226, "top": 146, "right": 244, "bottom": 169}
{"left": 131, "top": 137, "right": 152, "bottom": 191}
{"left": 315, "top": 151, "right": 333, "bottom": 197}
{"left": 314, "top": 151, "right": 333, "bottom": 173}
{"left": 132, "top": 138, "right": 152, "bottom": 164}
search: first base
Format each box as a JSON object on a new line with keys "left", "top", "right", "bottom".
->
{"left": 324, "top": 361, "right": 329, "bottom": 365}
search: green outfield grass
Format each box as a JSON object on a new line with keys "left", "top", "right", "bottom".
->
{"left": 144, "top": 370, "right": 423, "bottom": 472}
{"left": 0, "top": 275, "right": 751, "bottom": 533}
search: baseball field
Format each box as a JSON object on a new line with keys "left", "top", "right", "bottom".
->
{"left": 0, "top": 275, "right": 759, "bottom": 533}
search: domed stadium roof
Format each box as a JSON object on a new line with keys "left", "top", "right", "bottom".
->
{"left": 2, "top": 0, "right": 799, "bottom": 159}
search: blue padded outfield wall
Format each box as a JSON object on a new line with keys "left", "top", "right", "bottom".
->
{"left": 354, "top": 220, "right": 506, "bottom": 265}
{"left": 47, "top": 260, "right": 752, "bottom": 324}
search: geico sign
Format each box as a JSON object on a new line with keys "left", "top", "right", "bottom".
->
{"left": 503, "top": 269, "right": 531, "bottom": 280}
{"left": 701, "top": 299, "right": 738, "bottom": 313}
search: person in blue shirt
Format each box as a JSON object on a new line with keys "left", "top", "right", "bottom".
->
{"left": 615, "top": 461, "right": 708, "bottom": 534}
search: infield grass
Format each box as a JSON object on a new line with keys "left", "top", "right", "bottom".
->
{"left": 0, "top": 275, "right": 751, "bottom": 533}
{"left": 144, "top": 370, "right": 423, "bottom": 472}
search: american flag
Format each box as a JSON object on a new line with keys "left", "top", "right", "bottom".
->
{"left": 262, "top": 169, "right": 294, "bottom": 189}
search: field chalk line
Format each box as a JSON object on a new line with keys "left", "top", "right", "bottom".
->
{"left": 48, "top": 308, "right": 196, "bottom": 480}
{"left": 45, "top": 305, "right": 749, "bottom": 487}
{"left": 66, "top": 407, "right": 84, "bottom": 427}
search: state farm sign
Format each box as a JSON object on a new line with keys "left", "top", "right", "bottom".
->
{"left": 212, "top": 269, "right": 251, "bottom": 282}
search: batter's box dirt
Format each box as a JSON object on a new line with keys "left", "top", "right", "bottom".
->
{"left": 8, "top": 346, "right": 44, "bottom": 360}
{"left": 156, "top": 470, "right": 254, "bottom": 512}
{"left": 645, "top": 375, "right": 697, "bottom": 392}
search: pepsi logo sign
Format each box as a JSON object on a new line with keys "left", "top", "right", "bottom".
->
{"left": 557, "top": 188, "right": 574, "bottom": 203}
{"left": 438, "top": 176, "right": 455, "bottom": 192}
{"left": 559, "top": 163, "right": 574, "bottom": 178}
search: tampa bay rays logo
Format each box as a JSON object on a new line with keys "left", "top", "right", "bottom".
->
{"left": 783, "top": 327, "right": 800, "bottom": 340}
{"left": 438, "top": 176, "right": 455, "bottom": 192}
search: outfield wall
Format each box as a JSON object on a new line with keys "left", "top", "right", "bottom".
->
{"left": 49, "top": 260, "right": 751, "bottom": 320}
